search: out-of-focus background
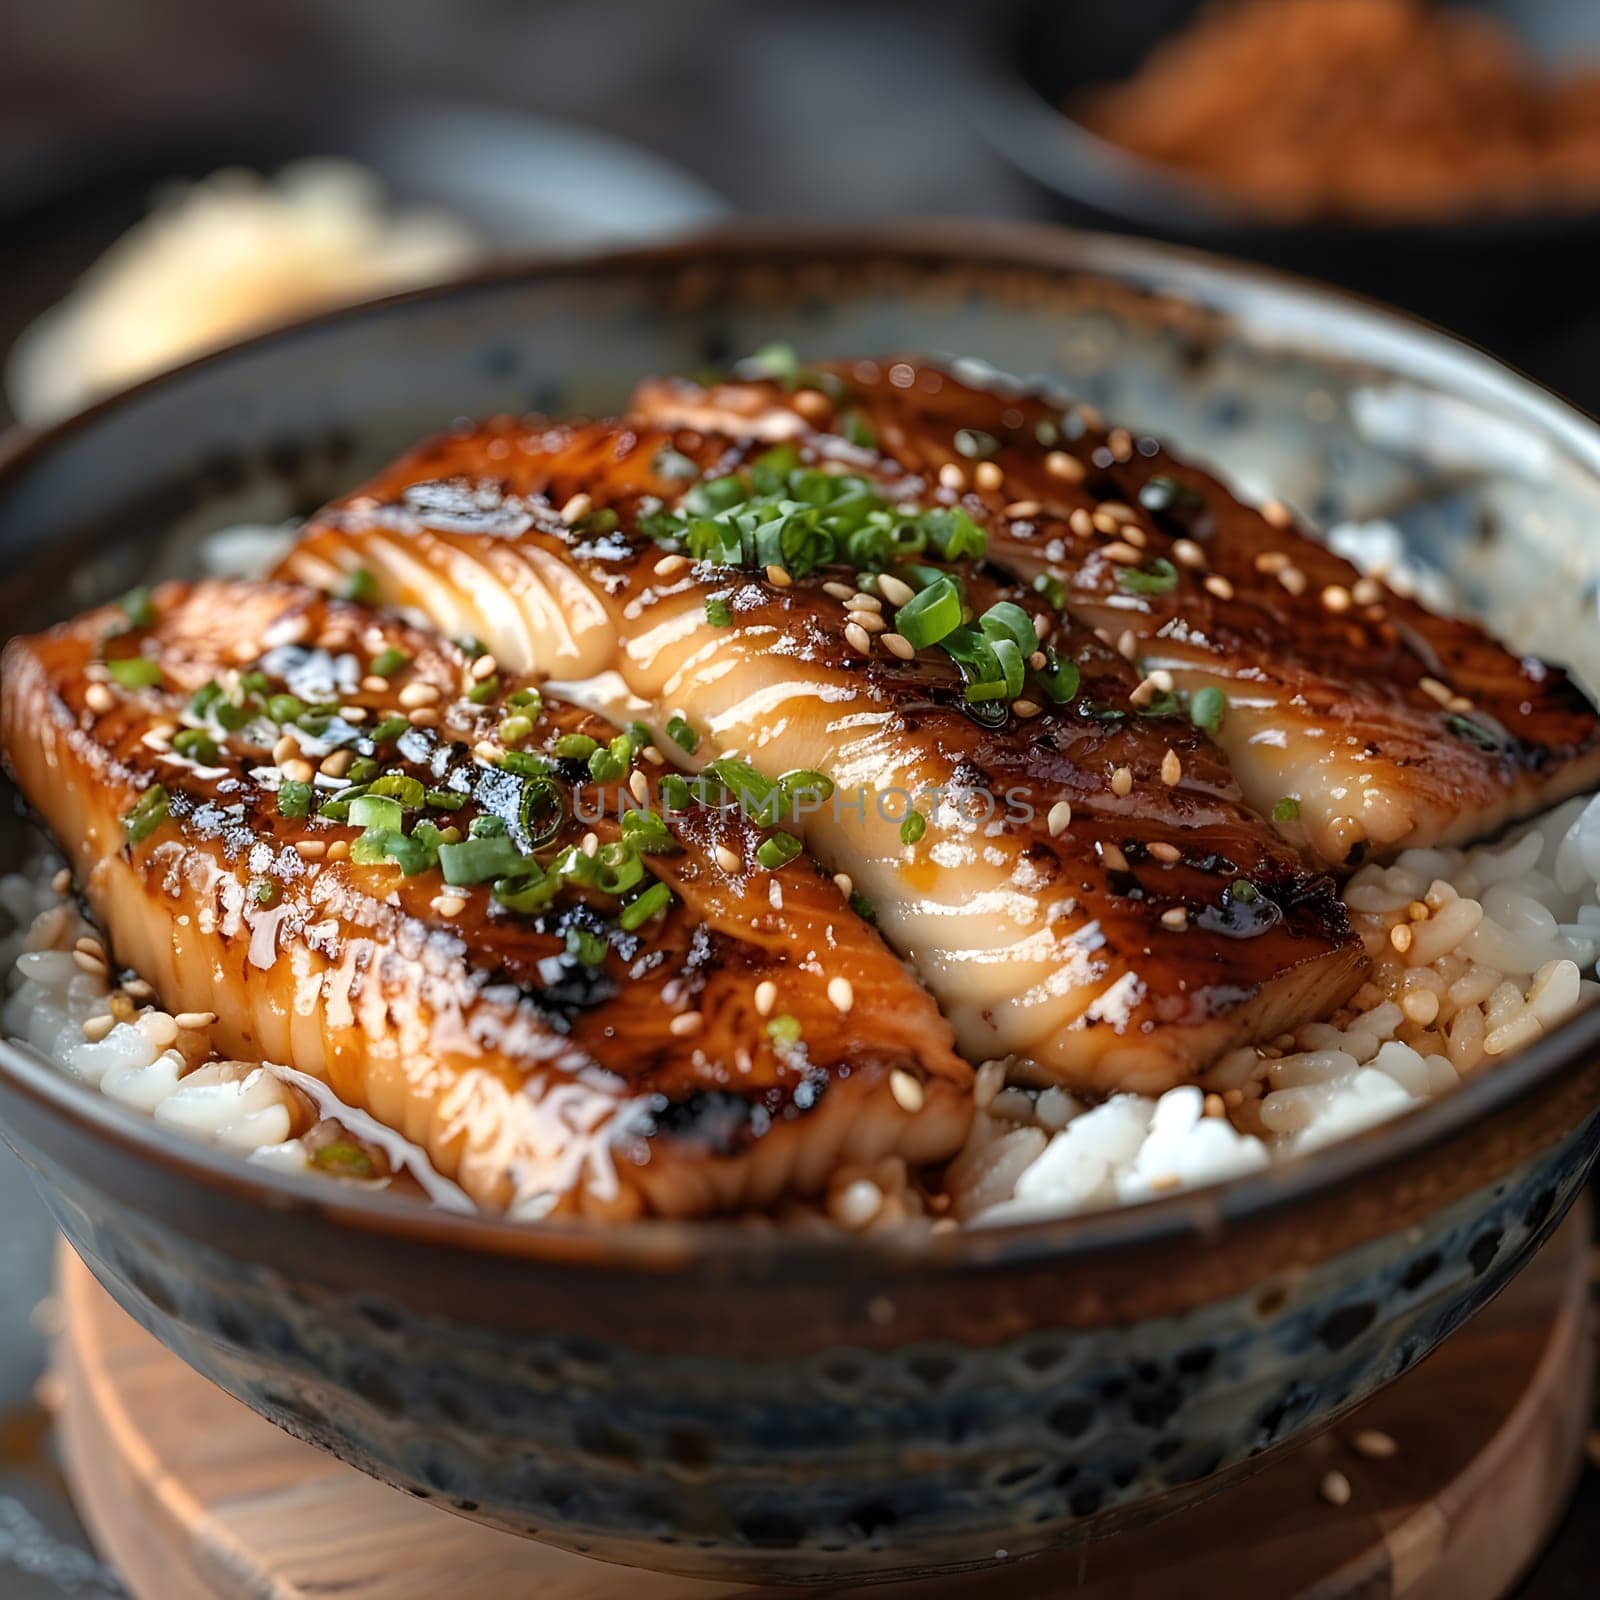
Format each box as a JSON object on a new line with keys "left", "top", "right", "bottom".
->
{"left": 1, "top": 1, "right": 1598, "bottom": 1593}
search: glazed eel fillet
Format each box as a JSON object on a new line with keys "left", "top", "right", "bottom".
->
{"left": 281, "top": 409, "right": 1365, "bottom": 1093}
{"left": 631, "top": 360, "right": 1600, "bottom": 869}
{"left": 1, "top": 581, "right": 973, "bottom": 1218}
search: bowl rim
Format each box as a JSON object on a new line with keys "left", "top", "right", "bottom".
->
{"left": 3, "top": 216, "right": 1599, "bottom": 1274}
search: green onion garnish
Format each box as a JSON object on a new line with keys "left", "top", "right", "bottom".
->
{"left": 312, "top": 1142, "right": 375, "bottom": 1178}
{"left": 105, "top": 656, "right": 162, "bottom": 690}
{"left": 666, "top": 715, "right": 699, "bottom": 753}
{"left": 565, "top": 926, "right": 609, "bottom": 966}
{"left": 1139, "top": 475, "right": 1205, "bottom": 516}
{"left": 498, "top": 714, "right": 534, "bottom": 747}
{"left": 1032, "top": 572, "right": 1068, "bottom": 610}
{"left": 1036, "top": 647, "right": 1080, "bottom": 704}
{"left": 349, "top": 794, "right": 404, "bottom": 831}
{"left": 900, "top": 810, "right": 927, "bottom": 846}
{"left": 1117, "top": 557, "right": 1180, "bottom": 597}
{"left": 188, "top": 680, "right": 223, "bottom": 717}
{"left": 1272, "top": 796, "right": 1302, "bottom": 822}
{"left": 849, "top": 890, "right": 877, "bottom": 923}
{"left": 766, "top": 1013, "right": 802, "bottom": 1047}
{"left": 619, "top": 881, "right": 673, "bottom": 930}
{"left": 267, "top": 693, "right": 304, "bottom": 724}
{"left": 172, "top": 727, "right": 218, "bottom": 764}
{"left": 553, "top": 733, "right": 598, "bottom": 760}
{"left": 439, "top": 833, "right": 525, "bottom": 886}
{"left": 467, "top": 675, "right": 500, "bottom": 705}
{"left": 756, "top": 831, "right": 803, "bottom": 870}
{"left": 492, "top": 869, "right": 559, "bottom": 914}
{"left": 978, "top": 600, "right": 1039, "bottom": 655}
{"left": 588, "top": 746, "right": 626, "bottom": 783}
{"left": 1445, "top": 714, "right": 1501, "bottom": 752}
{"left": 370, "top": 647, "right": 410, "bottom": 678}
{"left": 369, "top": 714, "right": 410, "bottom": 744}
{"left": 425, "top": 788, "right": 466, "bottom": 810}
{"left": 705, "top": 596, "right": 733, "bottom": 627}
{"left": 507, "top": 687, "right": 542, "bottom": 715}
{"left": 122, "top": 783, "right": 169, "bottom": 844}
{"left": 276, "top": 779, "right": 313, "bottom": 818}
{"left": 368, "top": 773, "right": 425, "bottom": 809}
{"left": 894, "top": 575, "right": 962, "bottom": 649}
{"left": 119, "top": 587, "right": 156, "bottom": 627}
{"left": 1189, "top": 686, "right": 1228, "bottom": 734}
{"left": 343, "top": 568, "right": 379, "bottom": 604}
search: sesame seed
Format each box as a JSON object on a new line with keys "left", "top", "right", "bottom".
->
{"left": 1172, "top": 538, "right": 1206, "bottom": 569}
{"left": 433, "top": 893, "right": 467, "bottom": 918}
{"left": 1321, "top": 584, "right": 1352, "bottom": 613}
{"left": 792, "top": 388, "right": 832, "bottom": 423}
{"left": 1129, "top": 676, "right": 1162, "bottom": 708}
{"left": 1111, "top": 766, "right": 1134, "bottom": 797}
{"left": 1204, "top": 573, "right": 1235, "bottom": 601}
{"left": 878, "top": 574, "right": 916, "bottom": 607}
{"left": 832, "top": 1178, "right": 884, "bottom": 1231}
{"left": 320, "top": 749, "right": 354, "bottom": 778}
{"left": 890, "top": 1070, "right": 924, "bottom": 1114}
{"left": 473, "top": 740, "right": 501, "bottom": 764}
{"left": 280, "top": 758, "right": 315, "bottom": 784}
{"left": 765, "top": 564, "right": 793, "bottom": 588}
{"left": 1390, "top": 923, "right": 1414, "bottom": 954}
{"left": 754, "top": 980, "right": 777, "bottom": 1016}
{"left": 938, "top": 462, "right": 967, "bottom": 492}
{"left": 828, "top": 977, "right": 854, "bottom": 1013}
{"left": 1102, "top": 843, "right": 1130, "bottom": 873}
{"left": 1117, "top": 630, "right": 1140, "bottom": 661}
{"left": 1261, "top": 499, "right": 1293, "bottom": 529}
{"left": 833, "top": 872, "right": 854, "bottom": 897}
{"left": 560, "top": 492, "right": 592, "bottom": 524}
{"left": 1255, "top": 550, "right": 1289, "bottom": 574}
{"left": 1351, "top": 576, "right": 1383, "bottom": 606}
{"left": 397, "top": 682, "right": 439, "bottom": 709}
{"left": 1148, "top": 841, "right": 1181, "bottom": 863}
{"left": 1005, "top": 500, "right": 1041, "bottom": 518}
{"left": 714, "top": 844, "right": 741, "bottom": 874}
{"left": 327, "top": 840, "right": 349, "bottom": 862}
{"left": 74, "top": 936, "right": 105, "bottom": 960}
{"left": 1351, "top": 1428, "right": 1398, "bottom": 1460}
{"left": 1101, "top": 540, "right": 1142, "bottom": 565}
{"left": 669, "top": 1010, "right": 703, "bottom": 1037}
{"left": 1161, "top": 907, "right": 1190, "bottom": 931}
{"left": 174, "top": 1009, "right": 217, "bottom": 1030}
{"left": 84, "top": 683, "right": 115, "bottom": 714}
{"left": 1277, "top": 566, "right": 1308, "bottom": 596}
{"left": 628, "top": 770, "right": 650, "bottom": 806}
{"left": 1069, "top": 508, "right": 1095, "bottom": 538}
{"left": 1418, "top": 676, "right": 1453, "bottom": 706}
{"left": 1161, "top": 749, "right": 1183, "bottom": 786}
{"left": 974, "top": 461, "right": 1003, "bottom": 492}
{"left": 339, "top": 706, "right": 368, "bottom": 723}
{"left": 295, "top": 840, "right": 326, "bottom": 861}
{"left": 1013, "top": 699, "right": 1040, "bottom": 718}
{"left": 1319, "top": 1470, "right": 1352, "bottom": 1508}
{"left": 406, "top": 709, "right": 438, "bottom": 728}
{"left": 1203, "top": 1092, "right": 1226, "bottom": 1118}
{"left": 1045, "top": 450, "right": 1085, "bottom": 482}
{"left": 1047, "top": 801, "right": 1073, "bottom": 837}
{"left": 272, "top": 734, "right": 299, "bottom": 766}
{"left": 466, "top": 653, "right": 498, "bottom": 682}
{"left": 848, "top": 609, "right": 886, "bottom": 634}
{"left": 822, "top": 581, "right": 856, "bottom": 601}
{"left": 849, "top": 591, "right": 883, "bottom": 613}
{"left": 80, "top": 1014, "right": 116, "bottom": 1043}
{"left": 50, "top": 868, "right": 72, "bottom": 896}
{"left": 882, "top": 632, "right": 916, "bottom": 660}
{"left": 580, "top": 832, "right": 599, "bottom": 857}
{"left": 844, "top": 622, "right": 874, "bottom": 656}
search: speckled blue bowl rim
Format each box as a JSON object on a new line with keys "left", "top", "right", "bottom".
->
{"left": 2, "top": 218, "right": 1598, "bottom": 1275}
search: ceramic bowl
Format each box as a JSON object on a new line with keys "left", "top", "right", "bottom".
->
{"left": 2, "top": 224, "right": 1599, "bottom": 1586}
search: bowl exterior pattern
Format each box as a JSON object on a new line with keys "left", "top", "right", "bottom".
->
{"left": 26, "top": 1110, "right": 1595, "bottom": 1580}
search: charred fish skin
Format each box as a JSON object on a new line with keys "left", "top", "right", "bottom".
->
{"left": 280, "top": 413, "right": 1365, "bottom": 1094}
{"left": 0, "top": 580, "right": 970, "bottom": 1219}
{"left": 629, "top": 360, "right": 1600, "bottom": 869}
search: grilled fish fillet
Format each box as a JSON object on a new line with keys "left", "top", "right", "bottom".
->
{"left": 281, "top": 418, "right": 1364, "bottom": 1093}
{"left": 630, "top": 360, "right": 1600, "bottom": 868}
{"left": 1, "top": 580, "right": 972, "bottom": 1218}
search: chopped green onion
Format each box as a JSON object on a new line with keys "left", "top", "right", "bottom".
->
{"left": 756, "top": 831, "right": 803, "bottom": 871}
{"left": 467, "top": 675, "right": 500, "bottom": 705}
{"left": 425, "top": 788, "right": 466, "bottom": 810}
{"left": 766, "top": 1013, "right": 802, "bottom": 1047}
{"left": 492, "top": 869, "right": 558, "bottom": 914}
{"left": 106, "top": 656, "right": 162, "bottom": 690}
{"left": 498, "top": 714, "right": 534, "bottom": 747}
{"left": 839, "top": 410, "right": 877, "bottom": 449}
{"left": 469, "top": 814, "right": 507, "bottom": 837}
{"left": 518, "top": 774, "right": 567, "bottom": 846}
{"left": 1139, "top": 475, "right": 1205, "bottom": 516}
{"left": 666, "top": 715, "right": 699, "bottom": 753}
{"left": 122, "top": 783, "right": 169, "bottom": 844}
{"left": 312, "top": 1141, "right": 375, "bottom": 1178}
{"left": 619, "top": 880, "right": 673, "bottom": 931}
{"left": 920, "top": 507, "right": 986, "bottom": 562}
{"left": 350, "top": 828, "right": 395, "bottom": 867}
{"left": 1272, "top": 796, "right": 1302, "bottom": 822}
{"left": 1189, "top": 686, "right": 1228, "bottom": 734}
{"left": 172, "top": 727, "right": 218, "bottom": 764}
{"left": 594, "top": 840, "right": 646, "bottom": 894}
{"left": 250, "top": 878, "right": 280, "bottom": 907}
{"left": 498, "top": 750, "right": 550, "bottom": 778}
{"left": 848, "top": 890, "right": 876, "bottom": 923}
{"left": 506, "top": 687, "right": 542, "bottom": 715}
{"left": 705, "top": 596, "right": 733, "bottom": 627}
{"left": 276, "top": 779, "right": 313, "bottom": 818}
{"left": 343, "top": 568, "right": 379, "bottom": 604}
{"left": 439, "top": 833, "right": 525, "bottom": 886}
{"left": 369, "top": 714, "right": 410, "bottom": 744}
{"left": 553, "top": 732, "right": 598, "bottom": 760}
{"left": 1036, "top": 647, "right": 1080, "bottom": 704}
{"left": 661, "top": 774, "right": 692, "bottom": 811}
{"left": 313, "top": 784, "right": 368, "bottom": 822}
{"left": 894, "top": 574, "right": 962, "bottom": 649}
{"left": 267, "top": 693, "right": 305, "bottom": 724}
{"left": 119, "top": 587, "right": 156, "bottom": 627}
{"left": 1446, "top": 714, "right": 1501, "bottom": 752}
{"left": 188, "top": 680, "right": 223, "bottom": 717}
{"left": 900, "top": 809, "right": 926, "bottom": 846}
{"left": 978, "top": 600, "right": 1039, "bottom": 655}
{"left": 239, "top": 671, "right": 270, "bottom": 696}
{"left": 370, "top": 647, "right": 410, "bottom": 678}
{"left": 588, "top": 747, "right": 625, "bottom": 782}
{"left": 621, "top": 810, "right": 674, "bottom": 854}
{"left": 368, "top": 773, "right": 425, "bottom": 809}
{"left": 565, "top": 926, "right": 609, "bottom": 966}
{"left": 345, "top": 756, "right": 380, "bottom": 784}
{"left": 1032, "top": 572, "right": 1068, "bottom": 610}
{"left": 349, "top": 794, "right": 404, "bottom": 831}
{"left": 1117, "top": 557, "right": 1180, "bottom": 597}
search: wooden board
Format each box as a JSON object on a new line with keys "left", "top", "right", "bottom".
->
{"left": 53, "top": 1202, "right": 1594, "bottom": 1600}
